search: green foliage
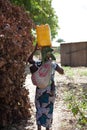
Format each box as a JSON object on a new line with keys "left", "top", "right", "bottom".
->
{"left": 9, "top": 0, "right": 59, "bottom": 39}
{"left": 63, "top": 67, "right": 75, "bottom": 77}
{"left": 63, "top": 67, "right": 87, "bottom": 129}
{"left": 56, "top": 38, "right": 65, "bottom": 43}
{"left": 65, "top": 87, "right": 87, "bottom": 129}
{"left": 63, "top": 66, "right": 87, "bottom": 77}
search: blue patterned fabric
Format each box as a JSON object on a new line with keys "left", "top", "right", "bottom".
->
{"left": 35, "top": 62, "right": 57, "bottom": 128}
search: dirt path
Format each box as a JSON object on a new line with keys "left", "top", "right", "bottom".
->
{"left": 3, "top": 65, "right": 86, "bottom": 130}
{"left": 24, "top": 71, "right": 77, "bottom": 130}
{"left": 24, "top": 62, "right": 87, "bottom": 130}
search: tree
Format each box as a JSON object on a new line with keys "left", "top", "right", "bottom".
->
{"left": 10, "top": 0, "right": 59, "bottom": 39}
{"left": 0, "top": 0, "right": 34, "bottom": 127}
{"left": 57, "top": 38, "right": 65, "bottom": 43}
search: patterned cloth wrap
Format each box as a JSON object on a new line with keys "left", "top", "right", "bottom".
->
{"left": 31, "top": 60, "right": 52, "bottom": 89}
{"left": 34, "top": 61, "right": 57, "bottom": 128}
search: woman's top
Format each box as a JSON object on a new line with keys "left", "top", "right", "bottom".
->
{"left": 30, "top": 60, "right": 58, "bottom": 84}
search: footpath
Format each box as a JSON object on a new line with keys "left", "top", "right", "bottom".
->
{"left": 25, "top": 67, "right": 76, "bottom": 130}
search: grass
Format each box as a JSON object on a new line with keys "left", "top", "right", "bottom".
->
{"left": 79, "top": 70, "right": 87, "bottom": 76}
{"left": 62, "top": 66, "right": 87, "bottom": 129}
{"left": 62, "top": 66, "right": 87, "bottom": 77}
{"left": 63, "top": 67, "right": 74, "bottom": 77}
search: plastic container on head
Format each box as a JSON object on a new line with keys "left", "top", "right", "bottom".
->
{"left": 36, "top": 24, "right": 52, "bottom": 47}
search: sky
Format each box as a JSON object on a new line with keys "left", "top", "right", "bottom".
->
{"left": 52, "top": 0, "right": 87, "bottom": 44}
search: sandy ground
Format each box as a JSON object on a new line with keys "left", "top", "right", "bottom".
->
{"left": 24, "top": 64, "right": 87, "bottom": 130}
{"left": 2, "top": 63, "right": 86, "bottom": 130}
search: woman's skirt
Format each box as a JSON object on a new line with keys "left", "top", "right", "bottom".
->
{"left": 35, "top": 85, "right": 56, "bottom": 128}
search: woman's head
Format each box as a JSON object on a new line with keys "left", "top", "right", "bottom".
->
{"left": 41, "top": 46, "right": 56, "bottom": 63}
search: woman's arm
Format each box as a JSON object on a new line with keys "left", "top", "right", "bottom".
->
{"left": 56, "top": 64, "right": 64, "bottom": 75}
{"left": 27, "top": 44, "right": 37, "bottom": 64}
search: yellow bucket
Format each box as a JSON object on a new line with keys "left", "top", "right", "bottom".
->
{"left": 36, "top": 24, "right": 52, "bottom": 47}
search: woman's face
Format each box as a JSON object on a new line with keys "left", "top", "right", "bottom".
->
{"left": 46, "top": 52, "right": 52, "bottom": 59}
{"left": 41, "top": 47, "right": 56, "bottom": 62}
{"left": 45, "top": 52, "right": 56, "bottom": 61}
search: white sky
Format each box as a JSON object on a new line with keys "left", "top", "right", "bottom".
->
{"left": 52, "top": 0, "right": 87, "bottom": 43}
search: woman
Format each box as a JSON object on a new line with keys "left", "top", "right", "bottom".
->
{"left": 28, "top": 45, "right": 64, "bottom": 130}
